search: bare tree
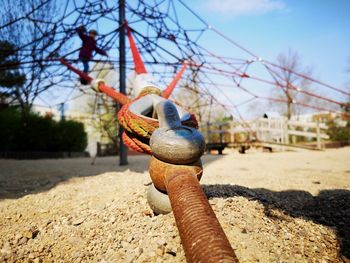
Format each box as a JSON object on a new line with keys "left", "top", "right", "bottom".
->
{"left": 0, "top": 0, "right": 67, "bottom": 114}
{"left": 269, "top": 49, "right": 315, "bottom": 120}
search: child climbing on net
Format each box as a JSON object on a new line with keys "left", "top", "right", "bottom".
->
{"left": 76, "top": 25, "right": 108, "bottom": 84}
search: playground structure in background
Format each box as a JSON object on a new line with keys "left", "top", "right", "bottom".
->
{"left": 2, "top": 0, "right": 349, "bottom": 156}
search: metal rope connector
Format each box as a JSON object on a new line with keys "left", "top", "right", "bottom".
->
{"left": 148, "top": 100, "right": 239, "bottom": 263}
{"left": 150, "top": 100, "right": 205, "bottom": 164}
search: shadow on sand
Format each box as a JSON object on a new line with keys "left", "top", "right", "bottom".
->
{"left": 203, "top": 184, "right": 350, "bottom": 260}
{"left": 0, "top": 153, "right": 224, "bottom": 200}
{"left": 1, "top": 153, "right": 348, "bottom": 258}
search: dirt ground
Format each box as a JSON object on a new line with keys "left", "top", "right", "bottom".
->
{"left": 0, "top": 147, "right": 349, "bottom": 263}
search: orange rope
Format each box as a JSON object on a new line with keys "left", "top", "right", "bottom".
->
{"left": 125, "top": 21, "right": 147, "bottom": 74}
{"left": 162, "top": 62, "right": 188, "bottom": 99}
{"left": 59, "top": 58, "right": 93, "bottom": 83}
{"left": 98, "top": 82, "right": 131, "bottom": 105}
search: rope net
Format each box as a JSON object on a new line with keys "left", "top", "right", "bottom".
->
{"left": 1, "top": 0, "right": 348, "bottom": 152}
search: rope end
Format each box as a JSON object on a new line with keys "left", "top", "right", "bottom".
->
{"left": 91, "top": 79, "right": 105, "bottom": 92}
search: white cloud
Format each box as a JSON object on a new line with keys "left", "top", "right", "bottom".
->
{"left": 203, "top": 0, "right": 286, "bottom": 17}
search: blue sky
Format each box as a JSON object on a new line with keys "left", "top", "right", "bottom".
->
{"left": 187, "top": 0, "right": 350, "bottom": 89}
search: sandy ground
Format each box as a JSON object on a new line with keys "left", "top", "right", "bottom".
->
{"left": 0, "top": 147, "right": 349, "bottom": 263}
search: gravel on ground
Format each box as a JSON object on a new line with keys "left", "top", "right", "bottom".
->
{"left": 0, "top": 147, "right": 349, "bottom": 262}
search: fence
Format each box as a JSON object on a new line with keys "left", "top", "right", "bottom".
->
{"left": 205, "top": 118, "right": 329, "bottom": 150}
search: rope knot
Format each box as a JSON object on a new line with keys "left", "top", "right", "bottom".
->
{"left": 117, "top": 94, "right": 198, "bottom": 155}
{"left": 137, "top": 86, "right": 162, "bottom": 98}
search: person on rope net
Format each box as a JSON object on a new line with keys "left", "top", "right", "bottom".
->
{"left": 76, "top": 25, "right": 108, "bottom": 84}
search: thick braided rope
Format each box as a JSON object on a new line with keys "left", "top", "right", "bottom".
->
{"left": 117, "top": 89, "right": 198, "bottom": 154}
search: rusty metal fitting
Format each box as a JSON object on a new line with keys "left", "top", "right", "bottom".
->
{"left": 147, "top": 183, "right": 172, "bottom": 215}
{"left": 150, "top": 100, "right": 205, "bottom": 164}
{"left": 149, "top": 155, "right": 202, "bottom": 192}
{"left": 165, "top": 170, "right": 239, "bottom": 263}
{"left": 148, "top": 99, "right": 239, "bottom": 262}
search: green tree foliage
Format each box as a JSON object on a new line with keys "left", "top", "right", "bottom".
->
{"left": 327, "top": 121, "right": 350, "bottom": 142}
{"left": 326, "top": 101, "right": 350, "bottom": 142}
{"left": 0, "top": 107, "right": 21, "bottom": 150}
{"left": 56, "top": 120, "right": 88, "bottom": 152}
{"left": 0, "top": 40, "right": 26, "bottom": 90}
{"left": 0, "top": 107, "right": 87, "bottom": 152}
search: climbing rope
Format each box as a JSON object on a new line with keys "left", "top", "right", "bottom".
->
{"left": 60, "top": 57, "right": 197, "bottom": 154}
{"left": 60, "top": 17, "right": 350, "bottom": 156}
{"left": 113, "top": 22, "right": 198, "bottom": 154}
